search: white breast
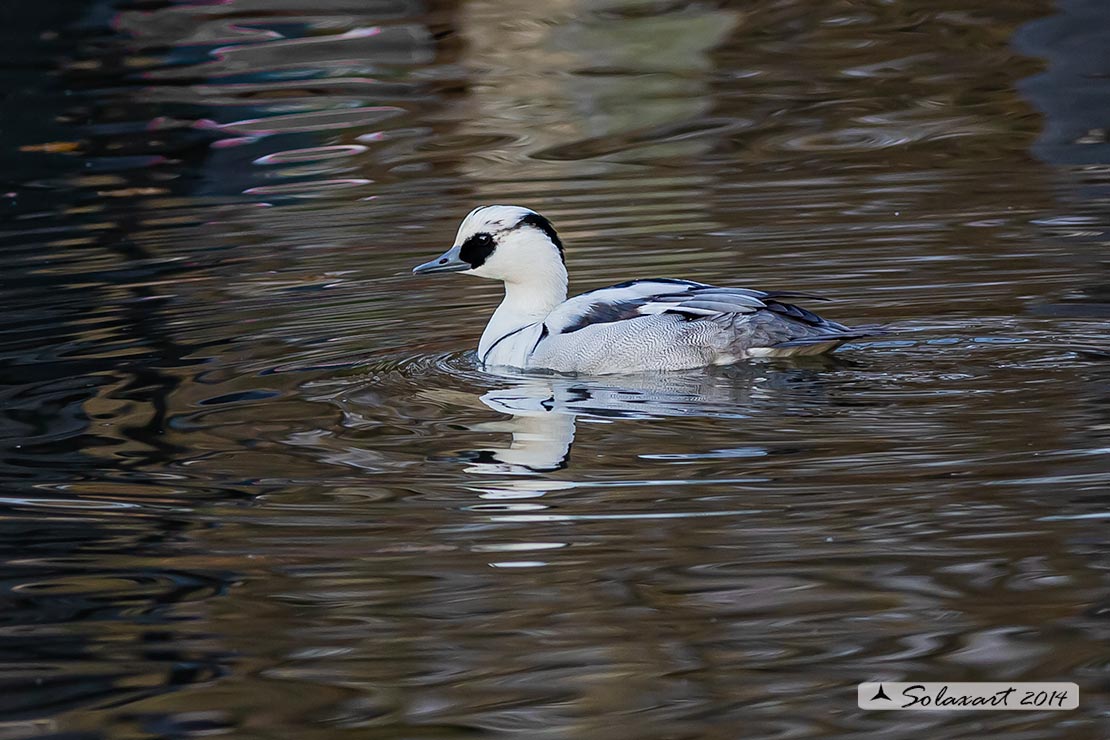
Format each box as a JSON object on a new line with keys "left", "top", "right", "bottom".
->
{"left": 480, "top": 323, "right": 546, "bottom": 369}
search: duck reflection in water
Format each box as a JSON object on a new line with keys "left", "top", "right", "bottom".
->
{"left": 456, "top": 361, "right": 846, "bottom": 477}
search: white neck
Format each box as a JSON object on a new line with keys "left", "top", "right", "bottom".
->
{"left": 478, "top": 261, "right": 568, "bottom": 359}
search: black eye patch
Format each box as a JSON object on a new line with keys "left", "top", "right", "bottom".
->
{"left": 459, "top": 232, "right": 496, "bottom": 268}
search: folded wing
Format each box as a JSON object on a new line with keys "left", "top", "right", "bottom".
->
{"left": 547, "top": 279, "right": 849, "bottom": 336}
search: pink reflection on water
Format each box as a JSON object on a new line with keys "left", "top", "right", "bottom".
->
{"left": 210, "top": 26, "right": 381, "bottom": 59}
{"left": 243, "top": 178, "right": 372, "bottom": 196}
{"left": 211, "top": 136, "right": 259, "bottom": 149}
{"left": 193, "top": 107, "right": 404, "bottom": 136}
{"left": 253, "top": 145, "right": 369, "bottom": 165}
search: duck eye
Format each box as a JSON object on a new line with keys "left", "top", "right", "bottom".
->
{"left": 476, "top": 234, "right": 492, "bottom": 245}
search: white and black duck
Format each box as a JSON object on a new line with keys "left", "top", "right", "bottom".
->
{"left": 413, "top": 205, "right": 870, "bottom": 374}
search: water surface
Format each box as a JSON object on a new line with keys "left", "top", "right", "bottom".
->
{"left": 2, "top": 1, "right": 1109, "bottom": 738}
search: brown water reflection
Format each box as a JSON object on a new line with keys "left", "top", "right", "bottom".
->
{"left": 1, "top": 0, "right": 1109, "bottom": 738}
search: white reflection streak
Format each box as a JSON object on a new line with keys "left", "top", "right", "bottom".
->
{"left": 456, "top": 0, "right": 739, "bottom": 189}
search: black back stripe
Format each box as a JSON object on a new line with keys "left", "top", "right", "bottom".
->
{"left": 561, "top": 300, "right": 642, "bottom": 333}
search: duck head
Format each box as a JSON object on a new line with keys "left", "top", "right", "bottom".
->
{"left": 412, "top": 205, "right": 565, "bottom": 283}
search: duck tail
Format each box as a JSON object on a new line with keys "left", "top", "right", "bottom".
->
{"left": 751, "top": 324, "right": 887, "bottom": 358}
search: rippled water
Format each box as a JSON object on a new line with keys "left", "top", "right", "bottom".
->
{"left": 2, "top": 0, "right": 1109, "bottom": 737}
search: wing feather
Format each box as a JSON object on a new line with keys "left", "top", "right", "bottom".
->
{"left": 548, "top": 279, "right": 844, "bottom": 336}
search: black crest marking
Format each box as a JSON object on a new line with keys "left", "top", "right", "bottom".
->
{"left": 517, "top": 213, "right": 565, "bottom": 263}
{"left": 459, "top": 231, "right": 495, "bottom": 268}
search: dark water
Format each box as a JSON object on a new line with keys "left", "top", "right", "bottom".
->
{"left": 2, "top": 1, "right": 1109, "bottom": 737}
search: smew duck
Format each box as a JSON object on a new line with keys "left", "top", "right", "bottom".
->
{"left": 413, "top": 205, "right": 869, "bottom": 374}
